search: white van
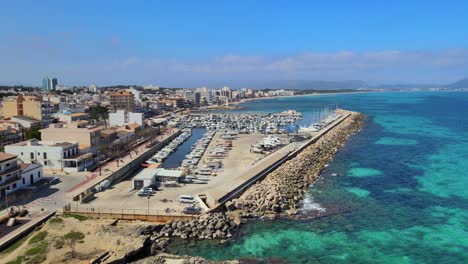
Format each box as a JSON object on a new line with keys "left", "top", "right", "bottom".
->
{"left": 179, "top": 195, "right": 196, "bottom": 204}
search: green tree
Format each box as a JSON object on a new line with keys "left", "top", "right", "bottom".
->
{"left": 63, "top": 231, "right": 85, "bottom": 258}
{"left": 88, "top": 106, "right": 109, "bottom": 125}
{"left": 24, "top": 127, "right": 41, "bottom": 140}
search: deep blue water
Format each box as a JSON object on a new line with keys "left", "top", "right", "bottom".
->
{"left": 162, "top": 128, "right": 205, "bottom": 168}
{"left": 169, "top": 92, "right": 468, "bottom": 263}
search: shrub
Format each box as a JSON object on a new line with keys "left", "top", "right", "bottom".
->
{"left": 26, "top": 254, "right": 46, "bottom": 264}
{"left": 64, "top": 214, "right": 89, "bottom": 221}
{"left": 29, "top": 231, "right": 48, "bottom": 245}
{"left": 54, "top": 238, "right": 64, "bottom": 249}
{"left": 5, "top": 256, "right": 25, "bottom": 264}
{"left": 25, "top": 242, "right": 48, "bottom": 256}
{"left": 49, "top": 217, "right": 63, "bottom": 224}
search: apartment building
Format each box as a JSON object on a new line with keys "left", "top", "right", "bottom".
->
{"left": 5, "top": 139, "right": 92, "bottom": 173}
{"left": 0, "top": 153, "right": 43, "bottom": 199}
{"left": 110, "top": 90, "right": 135, "bottom": 112}
{"left": 40, "top": 121, "right": 102, "bottom": 156}
{"left": 0, "top": 127, "right": 21, "bottom": 148}
{"left": 2, "top": 95, "right": 54, "bottom": 128}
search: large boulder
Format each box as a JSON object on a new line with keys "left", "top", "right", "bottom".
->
{"left": 225, "top": 201, "right": 237, "bottom": 211}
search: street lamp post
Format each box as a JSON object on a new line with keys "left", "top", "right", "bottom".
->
{"left": 5, "top": 189, "right": 11, "bottom": 209}
{"left": 147, "top": 196, "right": 150, "bottom": 214}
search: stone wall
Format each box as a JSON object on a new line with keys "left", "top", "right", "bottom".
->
{"left": 225, "top": 110, "right": 366, "bottom": 217}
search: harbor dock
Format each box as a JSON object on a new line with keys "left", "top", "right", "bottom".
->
{"left": 65, "top": 109, "right": 356, "bottom": 220}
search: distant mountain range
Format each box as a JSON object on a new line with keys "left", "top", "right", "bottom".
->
{"left": 446, "top": 78, "right": 468, "bottom": 89}
{"left": 254, "top": 80, "right": 368, "bottom": 90}
{"left": 252, "top": 78, "right": 468, "bottom": 90}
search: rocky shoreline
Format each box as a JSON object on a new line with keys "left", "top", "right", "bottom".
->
{"left": 127, "top": 110, "right": 366, "bottom": 263}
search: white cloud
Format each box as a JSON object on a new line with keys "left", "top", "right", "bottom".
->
{"left": 0, "top": 36, "right": 467, "bottom": 86}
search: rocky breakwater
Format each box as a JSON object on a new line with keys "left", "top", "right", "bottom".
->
{"left": 225, "top": 110, "right": 366, "bottom": 217}
{"left": 157, "top": 213, "right": 239, "bottom": 240}
{"left": 145, "top": 213, "right": 240, "bottom": 256}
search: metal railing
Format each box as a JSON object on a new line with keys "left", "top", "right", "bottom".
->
{"left": 62, "top": 205, "right": 196, "bottom": 222}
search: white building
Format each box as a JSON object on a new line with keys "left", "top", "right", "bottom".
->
{"left": 132, "top": 167, "right": 160, "bottom": 189}
{"left": 10, "top": 116, "right": 41, "bottom": 128}
{"left": 0, "top": 153, "right": 43, "bottom": 200}
{"left": 109, "top": 110, "right": 144, "bottom": 127}
{"left": 89, "top": 84, "right": 99, "bottom": 93}
{"left": 5, "top": 139, "right": 93, "bottom": 173}
{"left": 127, "top": 87, "right": 142, "bottom": 103}
{"left": 196, "top": 87, "right": 212, "bottom": 103}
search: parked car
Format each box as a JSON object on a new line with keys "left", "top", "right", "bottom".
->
{"left": 143, "top": 186, "right": 157, "bottom": 193}
{"left": 179, "top": 195, "right": 196, "bottom": 204}
{"left": 137, "top": 189, "right": 153, "bottom": 197}
{"left": 183, "top": 207, "right": 202, "bottom": 215}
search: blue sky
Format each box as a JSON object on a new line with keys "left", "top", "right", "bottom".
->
{"left": 1, "top": 0, "right": 468, "bottom": 87}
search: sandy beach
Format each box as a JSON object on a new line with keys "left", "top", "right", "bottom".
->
{"left": 231, "top": 91, "right": 375, "bottom": 105}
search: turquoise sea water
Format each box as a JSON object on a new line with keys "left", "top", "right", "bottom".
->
{"left": 169, "top": 92, "right": 468, "bottom": 263}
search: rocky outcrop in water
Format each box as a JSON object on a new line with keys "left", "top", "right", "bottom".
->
{"left": 155, "top": 213, "right": 239, "bottom": 240}
{"left": 142, "top": 213, "right": 240, "bottom": 258}
{"left": 226, "top": 110, "right": 366, "bottom": 217}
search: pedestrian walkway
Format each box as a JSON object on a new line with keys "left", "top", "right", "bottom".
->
{"left": 24, "top": 191, "right": 65, "bottom": 208}
{"left": 0, "top": 211, "right": 54, "bottom": 251}
{"left": 65, "top": 173, "right": 98, "bottom": 193}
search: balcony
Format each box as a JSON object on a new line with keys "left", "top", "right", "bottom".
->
{"left": 0, "top": 174, "right": 21, "bottom": 187}
{"left": 0, "top": 166, "right": 20, "bottom": 178}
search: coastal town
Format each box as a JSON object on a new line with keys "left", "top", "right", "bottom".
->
{"left": 3, "top": 1, "right": 468, "bottom": 263}
{"left": 0, "top": 78, "right": 365, "bottom": 263}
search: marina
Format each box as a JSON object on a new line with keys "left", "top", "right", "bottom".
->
{"left": 145, "top": 129, "right": 193, "bottom": 164}
{"left": 161, "top": 128, "right": 206, "bottom": 168}
{"left": 80, "top": 108, "right": 346, "bottom": 217}
{"left": 181, "top": 110, "right": 303, "bottom": 134}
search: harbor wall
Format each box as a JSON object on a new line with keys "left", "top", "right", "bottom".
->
{"left": 211, "top": 110, "right": 360, "bottom": 213}
{"left": 227, "top": 110, "right": 365, "bottom": 216}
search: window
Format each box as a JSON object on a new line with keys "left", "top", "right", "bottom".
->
{"left": 21, "top": 152, "right": 23, "bottom": 155}
{"left": 30, "top": 152, "right": 34, "bottom": 159}
{"left": 22, "top": 178, "right": 25, "bottom": 184}
{"left": 44, "top": 161, "right": 48, "bottom": 166}
{"left": 0, "top": 176, "right": 2, "bottom": 182}
{"left": 43, "top": 153, "right": 47, "bottom": 159}
{"left": 13, "top": 183, "right": 16, "bottom": 189}
{"left": 6, "top": 186, "right": 10, "bottom": 191}
{"left": 38, "top": 172, "right": 41, "bottom": 178}
{"left": 6, "top": 163, "right": 9, "bottom": 167}
{"left": 6, "top": 174, "right": 10, "bottom": 178}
